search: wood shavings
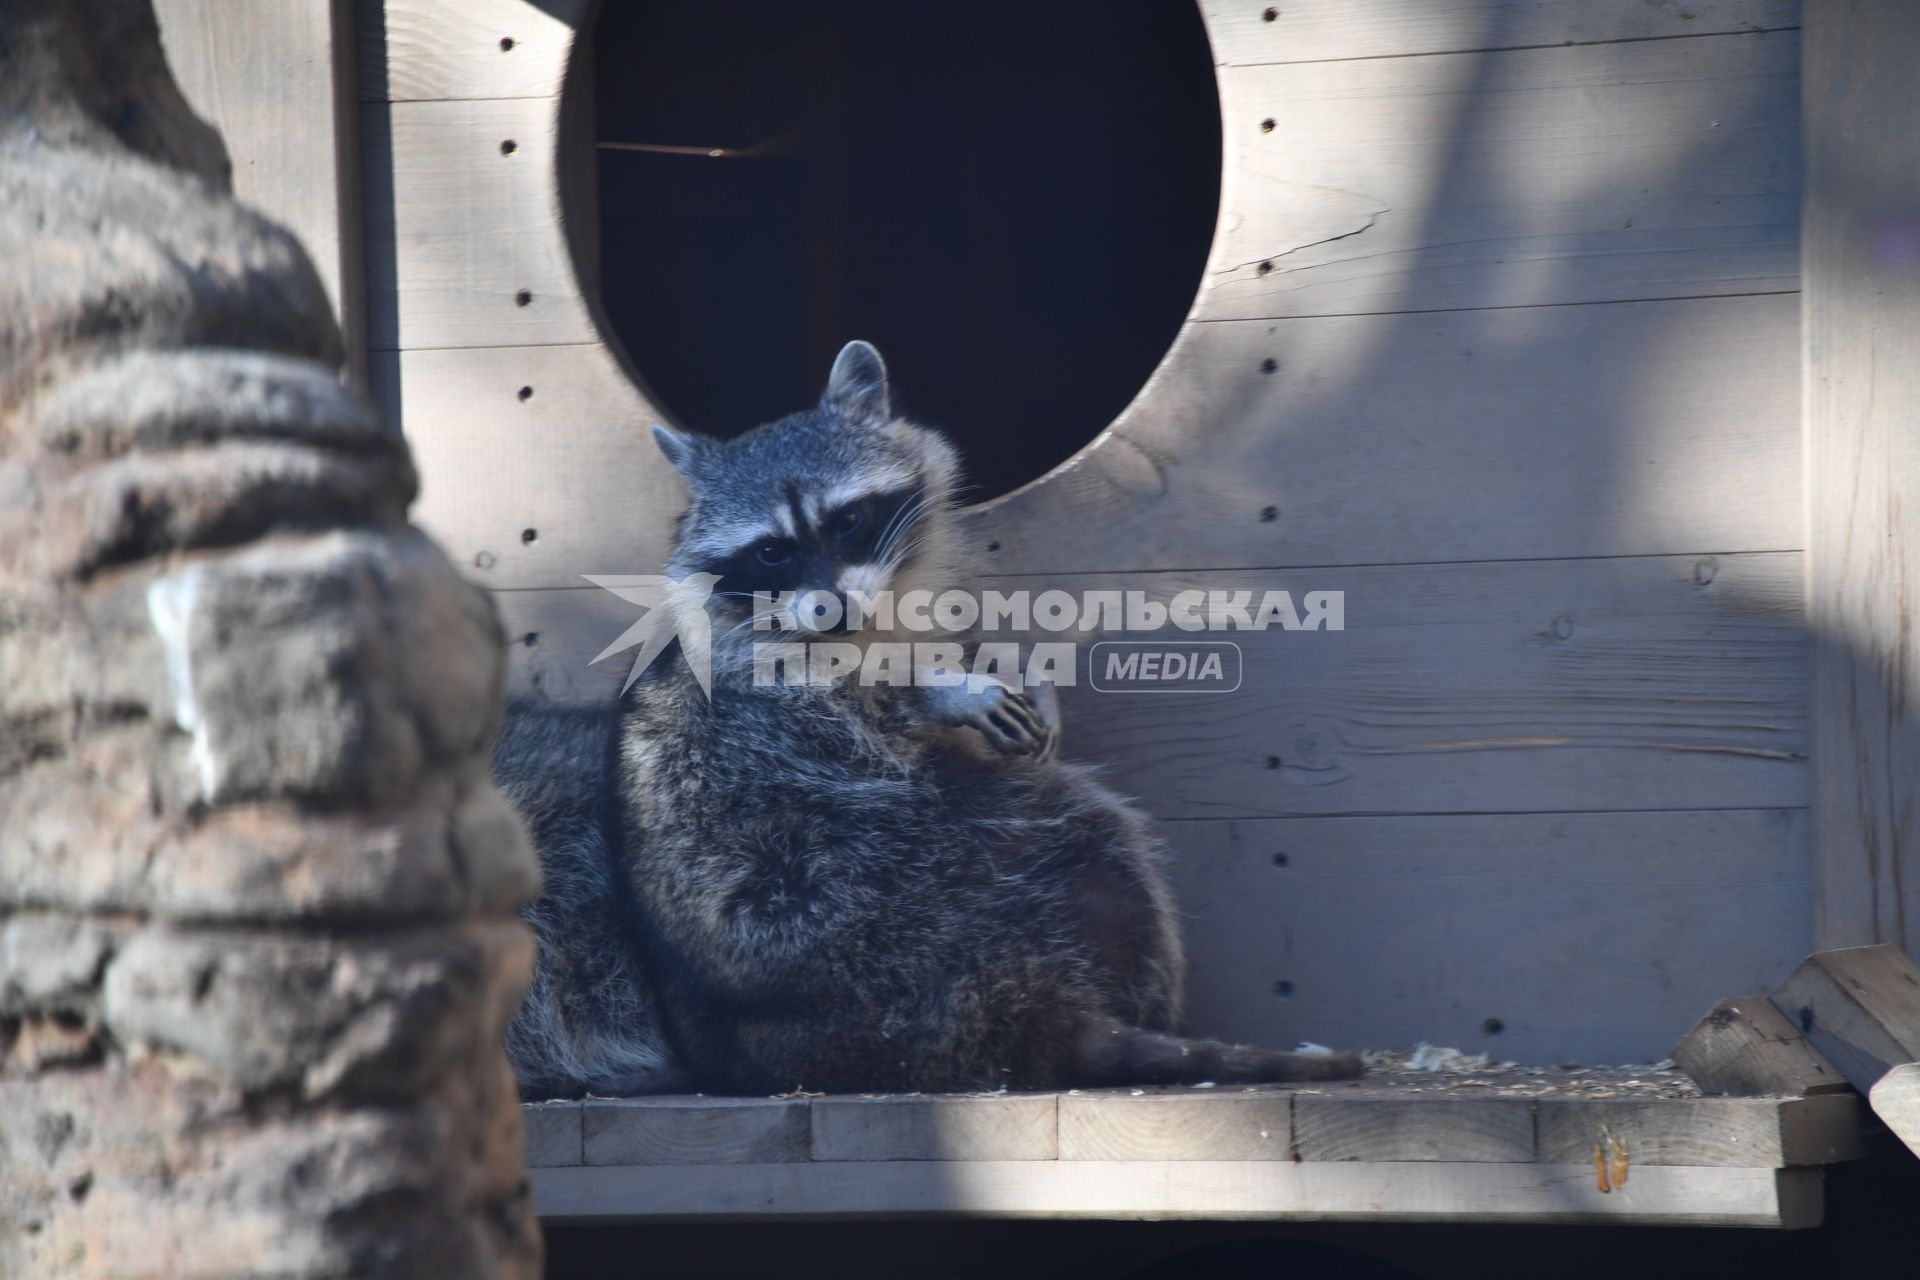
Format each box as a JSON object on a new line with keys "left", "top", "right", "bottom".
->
{"left": 1354, "top": 1046, "right": 1701, "bottom": 1098}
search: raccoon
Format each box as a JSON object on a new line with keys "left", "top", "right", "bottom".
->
{"left": 497, "top": 341, "right": 1362, "bottom": 1096}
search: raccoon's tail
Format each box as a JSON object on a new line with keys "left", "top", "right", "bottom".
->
{"left": 1071, "top": 1014, "right": 1364, "bottom": 1086}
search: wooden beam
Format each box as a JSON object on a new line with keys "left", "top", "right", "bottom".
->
{"left": 522, "top": 1101, "right": 583, "bottom": 1169}
{"left": 1673, "top": 995, "right": 1853, "bottom": 1098}
{"left": 1293, "top": 1095, "right": 1533, "bottom": 1164}
{"left": 1804, "top": 0, "right": 1920, "bottom": 953}
{"left": 153, "top": 0, "right": 366, "bottom": 386}
{"left": 1867, "top": 1063, "right": 1920, "bottom": 1161}
{"left": 1770, "top": 945, "right": 1920, "bottom": 1092}
{"left": 1057, "top": 1092, "right": 1292, "bottom": 1162}
{"left": 525, "top": 1077, "right": 1874, "bottom": 1224}
{"left": 526, "top": 1084, "right": 1871, "bottom": 1169}
{"left": 532, "top": 1160, "right": 1825, "bottom": 1229}
{"left": 1536, "top": 1095, "right": 1867, "bottom": 1169}
{"left": 810, "top": 1095, "right": 1059, "bottom": 1163}
{"left": 584, "top": 1097, "right": 809, "bottom": 1167}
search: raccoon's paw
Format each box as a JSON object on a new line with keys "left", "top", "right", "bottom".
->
{"left": 938, "top": 676, "right": 1055, "bottom": 758}
{"left": 973, "top": 684, "right": 1056, "bottom": 759}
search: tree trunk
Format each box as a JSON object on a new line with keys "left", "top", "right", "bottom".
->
{"left": 0, "top": 2, "right": 543, "bottom": 1274}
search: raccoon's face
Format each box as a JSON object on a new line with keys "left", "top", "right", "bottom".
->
{"left": 653, "top": 341, "right": 962, "bottom": 644}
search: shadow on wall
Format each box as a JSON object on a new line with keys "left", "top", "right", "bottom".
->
{"left": 1013, "top": 4, "right": 1811, "bottom": 1066}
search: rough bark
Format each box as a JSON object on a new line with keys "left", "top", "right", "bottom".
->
{"left": 0, "top": 2, "right": 543, "bottom": 1275}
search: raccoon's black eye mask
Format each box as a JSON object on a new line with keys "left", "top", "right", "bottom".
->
{"left": 703, "top": 482, "right": 928, "bottom": 596}
{"left": 837, "top": 483, "right": 926, "bottom": 566}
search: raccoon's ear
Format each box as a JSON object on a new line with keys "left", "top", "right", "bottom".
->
{"left": 652, "top": 423, "right": 706, "bottom": 477}
{"left": 822, "top": 340, "right": 890, "bottom": 421}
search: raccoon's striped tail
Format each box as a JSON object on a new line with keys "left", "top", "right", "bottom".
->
{"left": 1072, "top": 1014, "right": 1364, "bottom": 1086}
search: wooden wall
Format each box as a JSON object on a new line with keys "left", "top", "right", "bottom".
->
{"left": 155, "top": 0, "right": 366, "bottom": 385}
{"left": 1803, "top": 2, "right": 1920, "bottom": 956}
{"left": 354, "top": 0, "right": 1809, "bottom": 1064}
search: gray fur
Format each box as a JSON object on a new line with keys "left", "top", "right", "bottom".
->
{"left": 494, "top": 702, "right": 683, "bottom": 1098}
{"left": 497, "top": 341, "right": 1361, "bottom": 1096}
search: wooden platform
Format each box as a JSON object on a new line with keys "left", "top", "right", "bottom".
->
{"left": 525, "top": 1069, "right": 1869, "bottom": 1230}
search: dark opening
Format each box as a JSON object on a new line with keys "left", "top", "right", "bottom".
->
{"left": 587, "top": 1, "right": 1221, "bottom": 501}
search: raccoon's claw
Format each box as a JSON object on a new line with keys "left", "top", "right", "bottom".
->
{"left": 973, "top": 686, "right": 1055, "bottom": 759}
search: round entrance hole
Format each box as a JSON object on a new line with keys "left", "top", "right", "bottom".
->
{"left": 582, "top": 1, "right": 1221, "bottom": 501}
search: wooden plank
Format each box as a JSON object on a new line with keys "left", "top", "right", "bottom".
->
{"left": 1775, "top": 1095, "right": 1874, "bottom": 1166}
{"left": 532, "top": 1160, "right": 1823, "bottom": 1228}
{"left": 154, "top": 0, "right": 366, "bottom": 383}
{"left": 810, "top": 1095, "right": 1058, "bottom": 1163}
{"left": 493, "top": 552, "right": 1806, "bottom": 817}
{"left": 1803, "top": 1, "right": 1920, "bottom": 952}
{"left": 382, "top": 307, "right": 1800, "bottom": 588}
{"left": 965, "top": 294, "right": 1801, "bottom": 579}
{"left": 1537, "top": 1095, "right": 1867, "bottom": 1168}
{"left": 1057, "top": 552, "right": 1804, "bottom": 819}
{"left": 1673, "top": 995, "right": 1852, "bottom": 1097}
{"left": 367, "top": 345, "right": 679, "bottom": 597}
{"left": 584, "top": 1097, "right": 810, "bottom": 1167}
{"left": 1866, "top": 1062, "right": 1920, "bottom": 1161}
{"left": 492, "top": 552, "right": 1807, "bottom": 814}
{"left": 1056, "top": 1091, "right": 1292, "bottom": 1162}
{"left": 1201, "top": 33, "right": 1800, "bottom": 321}
{"left": 1294, "top": 1095, "right": 1533, "bottom": 1163}
{"left": 1770, "top": 946, "right": 1920, "bottom": 1091}
{"left": 362, "top": 98, "right": 595, "bottom": 350}
{"left": 1167, "top": 810, "right": 1808, "bottom": 1066}
{"left": 1201, "top": 1, "right": 1798, "bottom": 66}
{"left": 521, "top": 1101, "right": 583, "bottom": 1169}
{"left": 360, "top": 0, "right": 1798, "bottom": 102}
{"left": 357, "top": 0, "right": 584, "bottom": 103}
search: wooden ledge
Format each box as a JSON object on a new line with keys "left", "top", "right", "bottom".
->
{"left": 525, "top": 1073, "right": 1868, "bottom": 1228}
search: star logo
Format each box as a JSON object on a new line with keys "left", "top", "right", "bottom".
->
{"left": 583, "top": 572, "right": 722, "bottom": 697}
